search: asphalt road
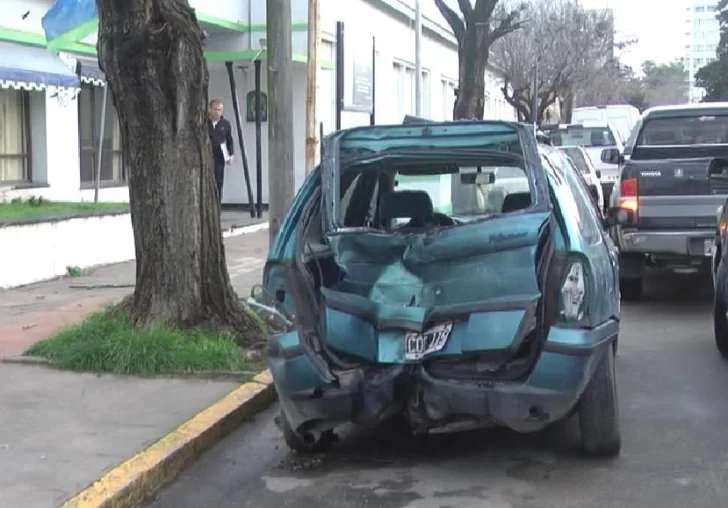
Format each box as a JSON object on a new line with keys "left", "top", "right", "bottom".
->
{"left": 149, "top": 270, "right": 728, "bottom": 508}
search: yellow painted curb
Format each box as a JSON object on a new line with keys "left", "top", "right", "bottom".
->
{"left": 59, "top": 370, "right": 276, "bottom": 508}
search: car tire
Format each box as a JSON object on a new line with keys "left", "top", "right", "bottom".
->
{"left": 277, "top": 410, "right": 336, "bottom": 454}
{"left": 578, "top": 347, "right": 621, "bottom": 458}
{"left": 620, "top": 277, "right": 643, "bottom": 301}
{"left": 713, "top": 263, "right": 728, "bottom": 359}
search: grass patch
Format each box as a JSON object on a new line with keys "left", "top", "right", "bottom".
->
{"left": 26, "top": 309, "right": 252, "bottom": 376}
{"left": 66, "top": 265, "right": 88, "bottom": 277}
{"left": 0, "top": 196, "right": 128, "bottom": 222}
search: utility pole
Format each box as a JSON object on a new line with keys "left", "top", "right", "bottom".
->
{"left": 267, "top": 0, "right": 295, "bottom": 244}
{"left": 305, "top": 0, "right": 321, "bottom": 173}
{"left": 414, "top": 0, "right": 422, "bottom": 116}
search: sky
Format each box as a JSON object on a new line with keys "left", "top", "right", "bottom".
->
{"left": 580, "top": 0, "right": 689, "bottom": 72}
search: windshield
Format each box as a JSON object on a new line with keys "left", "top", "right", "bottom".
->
{"left": 543, "top": 126, "right": 616, "bottom": 148}
{"left": 557, "top": 147, "right": 591, "bottom": 174}
{"left": 636, "top": 115, "right": 728, "bottom": 146}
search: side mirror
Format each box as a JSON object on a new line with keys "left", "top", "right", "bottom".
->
{"left": 708, "top": 159, "right": 728, "bottom": 179}
{"left": 595, "top": 170, "right": 602, "bottom": 179}
{"left": 601, "top": 148, "right": 622, "bottom": 165}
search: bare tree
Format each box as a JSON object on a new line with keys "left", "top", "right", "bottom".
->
{"left": 434, "top": 0, "right": 526, "bottom": 119}
{"left": 492, "top": 0, "right": 614, "bottom": 123}
{"left": 96, "top": 0, "right": 264, "bottom": 343}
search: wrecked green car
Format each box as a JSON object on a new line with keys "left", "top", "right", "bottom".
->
{"left": 263, "top": 121, "right": 622, "bottom": 458}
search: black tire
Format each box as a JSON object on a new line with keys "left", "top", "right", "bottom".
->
{"left": 620, "top": 277, "right": 643, "bottom": 302}
{"left": 613, "top": 336, "right": 619, "bottom": 355}
{"left": 713, "top": 263, "right": 728, "bottom": 359}
{"left": 578, "top": 347, "right": 621, "bottom": 458}
{"left": 278, "top": 411, "right": 336, "bottom": 454}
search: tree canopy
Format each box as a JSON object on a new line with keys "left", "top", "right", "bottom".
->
{"left": 694, "top": 0, "right": 728, "bottom": 102}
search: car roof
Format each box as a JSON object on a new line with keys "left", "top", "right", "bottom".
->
{"left": 541, "top": 122, "right": 611, "bottom": 129}
{"left": 643, "top": 102, "right": 728, "bottom": 119}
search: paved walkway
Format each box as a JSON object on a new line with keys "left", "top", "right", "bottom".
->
{"left": 0, "top": 229, "right": 270, "bottom": 508}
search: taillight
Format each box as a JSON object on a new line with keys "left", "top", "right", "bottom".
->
{"left": 618, "top": 177, "right": 638, "bottom": 223}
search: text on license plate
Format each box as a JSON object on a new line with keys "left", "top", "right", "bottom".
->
{"left": 705, "top": 238, "right": 715, "bottom": 257}
{"left": 404, "top": 322, "right": 454, "bottom": 361}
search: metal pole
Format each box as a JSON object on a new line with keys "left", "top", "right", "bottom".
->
{"left": 532, "top": 60, "right": 539, "bottom": 126}
{"left": 370, "top": 36, "right": 376, "bottom": 126}
{"left": 254, "top": 59, "right": 263, "bottom": 219}
{"left": 414, "top": 0, "right": 422, "bottom": 117}
{"left": 267, "top": 0, "right": 295, "bottom": 244}
{"left": 94, "top": 84, "right": 108, "bottom": 203}
{"left": 305, "top": 0, "right": 321, "bottom": 172}
{"left": 335, "top": 21, "right": 344, "bottom": 130}
{"left": 224, "top": 61, "right": 255, "bottom": 217}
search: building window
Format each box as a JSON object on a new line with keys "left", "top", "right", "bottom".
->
{"left": 393, "top": 61, "right": 432, "bottom": 119}
{"left": 78, "top": 83, "right": 125, "bottom": 185}
{"left": 0, "top": 88, "right": 31, "bottom": 182}
{"left": 441, "top": 79, "right": 456, "bottom": 120}
{"left": 421, "top": 70, "right": 431, "bottom": 118}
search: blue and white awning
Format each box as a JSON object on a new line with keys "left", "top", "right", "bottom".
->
{"left": 76, "top": 58, "right": 106, "bottom": 87}
{"left": 0, "top": 41, "right": 80, "bottom": 92}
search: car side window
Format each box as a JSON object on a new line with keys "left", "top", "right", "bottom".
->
{"left": 546, "top": 152, "right": 602, "bottom": 245}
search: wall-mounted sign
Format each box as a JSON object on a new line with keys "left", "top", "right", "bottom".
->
{"left": 342, "top": 26, "right": 374, "bottom": 114}
{"left": 246, "top": 91, "right": 268, "bottom": 122}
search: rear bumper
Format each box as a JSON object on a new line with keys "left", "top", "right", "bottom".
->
{"left": 268, "top": 320, "right": 619, "bottom": 435}
{"left": 615, "top": 228, "right": 715, "bottom": 258}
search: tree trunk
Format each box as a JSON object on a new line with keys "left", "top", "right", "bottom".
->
{"left": 561, "top": 90, "right": 575, "bottom": 123}
{"left": 453, "top": 31, "right": 488, "bottom": 120}
{"left": 96, "top": 0, "right": 264, "bottom": 344}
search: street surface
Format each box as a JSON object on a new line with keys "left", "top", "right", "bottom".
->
{"left": 150, "top": 270, "right": 728, "bottom": 508}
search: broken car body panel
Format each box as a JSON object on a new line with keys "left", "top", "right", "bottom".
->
{"left": 264, "top": 121, "right": 620, "bottom": 438}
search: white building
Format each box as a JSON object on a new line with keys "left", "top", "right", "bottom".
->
{"left": 685, "top": 1, "right": 720, "bottom": 102}
{"left": 0, "top": 0, "right": 516, "bottom": 207}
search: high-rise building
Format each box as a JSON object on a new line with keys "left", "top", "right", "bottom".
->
{"left": 685, "top": 1, "right": 721, "bottom": 102}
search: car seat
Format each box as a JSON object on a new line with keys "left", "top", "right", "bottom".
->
{"left": 378, "top": 190, "right": 435, "bottom": 231}
{"left": 501, "top": 192, "right": 532, "bottom": 213}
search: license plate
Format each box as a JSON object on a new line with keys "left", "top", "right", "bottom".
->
{"left": 705, "top": 238, "right": 715, "bottom": 257}
{"left": 404, "top": 322, "right": 454, "bottom": 361}
{"left": 602, "top": 175, "right": 618, "bottom": 182}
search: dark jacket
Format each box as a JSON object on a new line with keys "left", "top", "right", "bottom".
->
{"left": 208, "top": 117, "right": 234, "bottom": 162}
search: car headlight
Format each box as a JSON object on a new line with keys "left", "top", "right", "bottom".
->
{"left": 560, "top": 261, "right": 587, "bottom": 322}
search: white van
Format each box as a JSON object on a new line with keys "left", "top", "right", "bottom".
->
{"left": 571, "top": 105, "right": 641, "bottom": 144}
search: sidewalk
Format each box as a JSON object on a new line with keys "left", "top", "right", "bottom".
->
{"left": 0, "top": 229, "right": 270, "bottom": 508}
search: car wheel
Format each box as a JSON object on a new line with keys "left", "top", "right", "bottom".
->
{"left": 620, "top": 277, "right": 643, "bottom": 301}
{"left": 578, "top": 347, "right": 621, "bottom": 458}
{"left": 713, "top": 263, "right": 728, "bottom": 359}
{"left": 612, "top": 335, "right": 619, "bottom": 355}
{"left": 277, "top": 411, "right": 336, "bottom": 454}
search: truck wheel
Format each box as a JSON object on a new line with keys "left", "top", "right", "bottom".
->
{"left": 713, "top": 264, "right": 728, "bottom": 359}
{"left": 578, "top": 347, "right": 621, "bottom": 458}
{"left": 277, "top": 411, "right": 336, "bottom": 454}
{"left": 620, "top": 277, "right": 643, "bottom": 301}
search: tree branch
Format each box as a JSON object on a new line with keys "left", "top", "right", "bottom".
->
{"left": 435, "top": 0, "right": 465, "bottom": 42}
{"left": 457, "top": 0, "right": 474, "bottom": 21}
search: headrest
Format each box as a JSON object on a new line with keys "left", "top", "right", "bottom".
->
{"left": 379, "top": 190, "right": 434, "bottom": 220}
{"left": 501, "top": 192, "right": 532, "bottom": 213}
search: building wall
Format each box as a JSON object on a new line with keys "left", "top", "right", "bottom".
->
{"left": 685, "top": 1, "right": 720, "bottom": 102}
{"left": 0, "top": 0, "right": 515, "bottom": 206}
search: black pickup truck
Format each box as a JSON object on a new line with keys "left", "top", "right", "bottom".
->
{"left": 606, "top": 103, "right": 728, "bottom": 301}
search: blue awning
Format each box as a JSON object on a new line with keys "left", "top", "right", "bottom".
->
{"left": 0, "top": 42, "right": 80, "bottom": 91}
{"left": 75, "top": 57, "right": 106, "bottom": 87}
{"left": 41, "top": 0, "right": 97, "bottom": 42}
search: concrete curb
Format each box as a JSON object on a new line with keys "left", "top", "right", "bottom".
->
{"left": 59, "top": 370, "right": 276, "bottom": 508}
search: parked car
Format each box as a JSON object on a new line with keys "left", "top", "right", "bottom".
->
{"left": 264, "top": 120, "right": 622, "bottom": 458}
{"left": 572, "top": 105, "right": 641, "bottom": 144}
{"left": 607, "top": 103, "right": 728, "bottom": 301}
{"left": 557, "top": 145, "right": 605, "bottom": 211}
{"left": 540, "top": 122, "right": 624, "bottom": 208}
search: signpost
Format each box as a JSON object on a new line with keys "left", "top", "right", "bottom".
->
{"left": 335, "top": 21, "right": 375, "bottom": 129}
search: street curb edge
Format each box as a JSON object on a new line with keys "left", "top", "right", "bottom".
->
{"left": 59, "top": 369, "right": 276, "bottom": 508}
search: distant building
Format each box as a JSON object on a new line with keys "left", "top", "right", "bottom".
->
{"left": 685, "top": 1, "right": 721, "bottom": 102}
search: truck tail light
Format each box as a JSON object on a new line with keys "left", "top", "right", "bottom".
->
{"left": 618, "top": 177, "right": 638, "bottom": 223}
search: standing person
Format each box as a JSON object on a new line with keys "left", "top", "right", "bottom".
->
{"left": 207, "top": 100, "right": 235, "bottom": 206}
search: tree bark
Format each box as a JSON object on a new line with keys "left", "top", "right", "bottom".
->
{"left": 453, "top": 32, "right": 488, "bottom": 120}
{"left": 96, "top": 0, "right": 264, "bottom": 344}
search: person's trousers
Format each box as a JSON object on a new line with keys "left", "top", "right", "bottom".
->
{"left": 213, "top": 158, "right": 225, "bottom": 207}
